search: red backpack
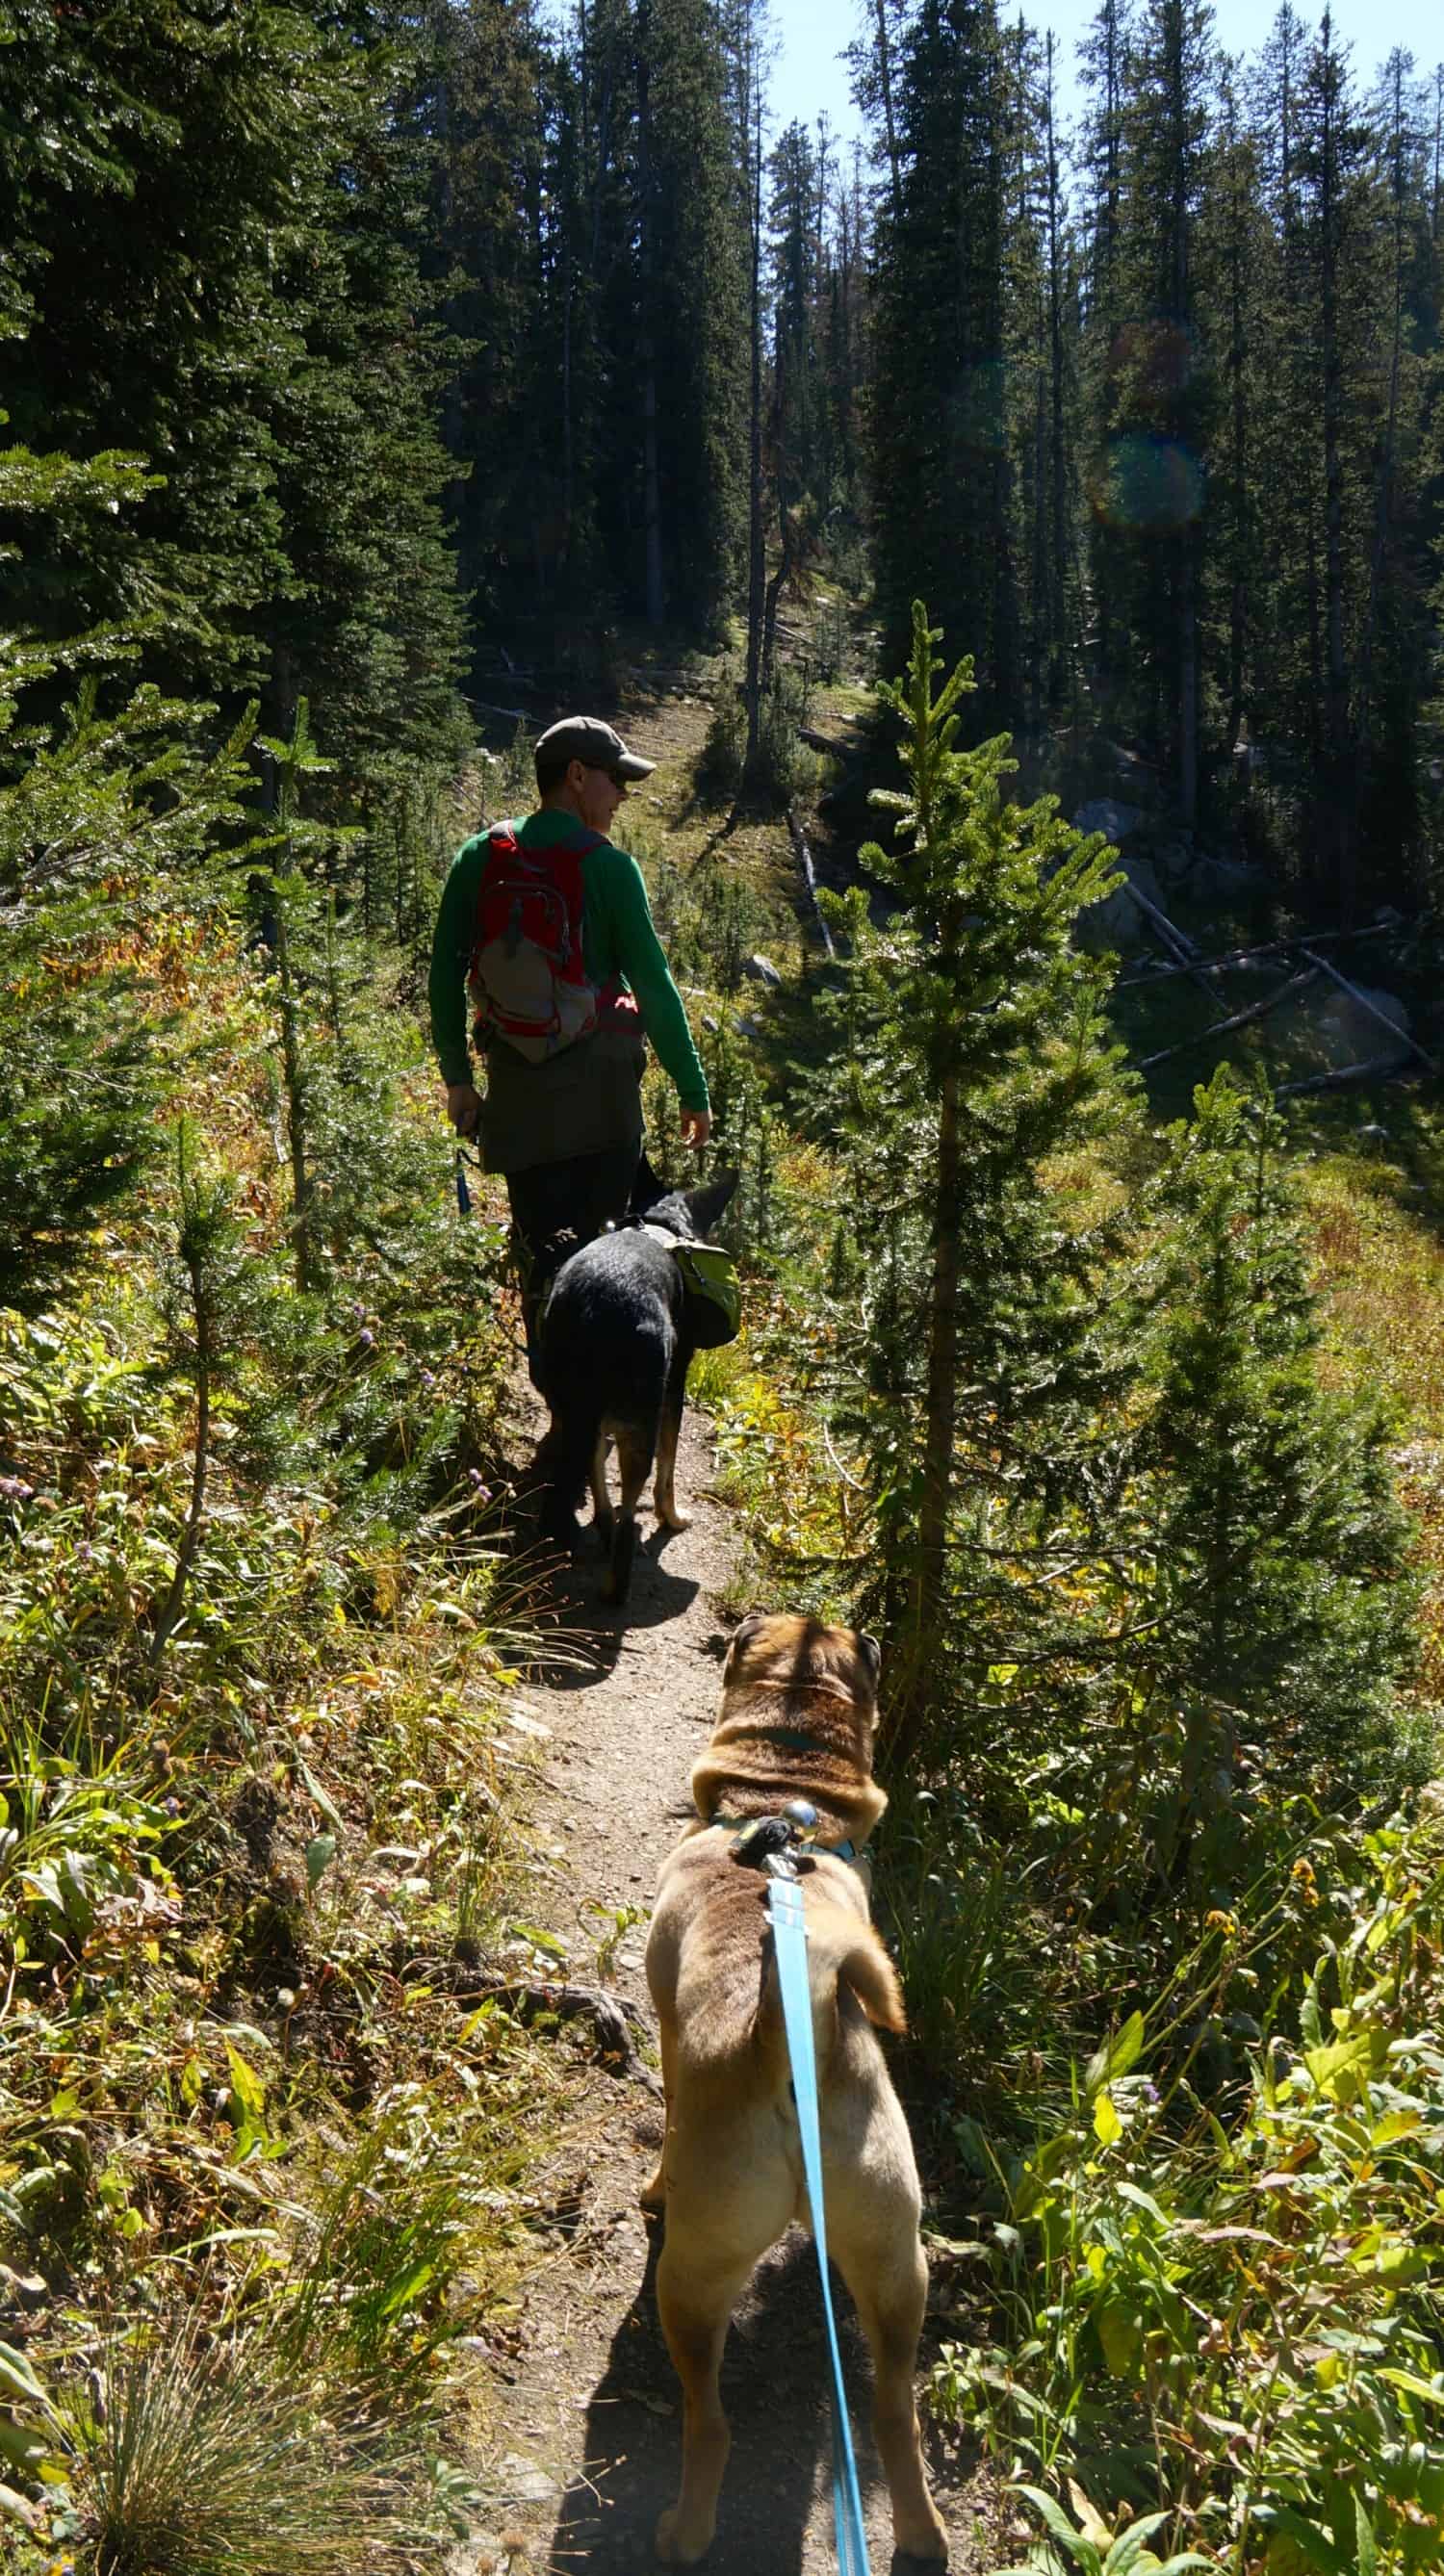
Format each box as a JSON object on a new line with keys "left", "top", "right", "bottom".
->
{"left": 467, "top": 824, "right": 607, "bottom": 1064}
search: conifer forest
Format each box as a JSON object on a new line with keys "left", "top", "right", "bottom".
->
{"left": 4, "top": 2, "right": 1444, "bottom": 2572}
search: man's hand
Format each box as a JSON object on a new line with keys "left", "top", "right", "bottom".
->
{"left": 447, "top": 1083, "right": 482, "bottom": 1137}
{"left": 680, "top": 1108, "right": 711, "bottom": 1151}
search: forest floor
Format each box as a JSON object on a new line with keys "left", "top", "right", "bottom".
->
{"left": 451, "top": 1388, "right": 994, "bottom": 2576}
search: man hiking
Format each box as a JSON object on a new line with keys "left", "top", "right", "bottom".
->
{"left": 429, "top": 715, "right": 711, "bottom": 1379}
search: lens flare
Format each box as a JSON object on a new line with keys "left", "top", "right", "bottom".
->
{"left": 1090, "top": 434, "right": 1204, "bottom": 531}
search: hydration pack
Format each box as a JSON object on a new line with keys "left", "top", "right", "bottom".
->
{"left": 468, "top": 824, "right": 605, "bottom": 1064}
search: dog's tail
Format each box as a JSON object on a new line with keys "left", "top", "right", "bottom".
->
{"left": 756, "top": 1895, "right": 906, "bottom": 2073}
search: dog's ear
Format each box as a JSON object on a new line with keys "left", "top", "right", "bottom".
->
{"left": 723, "top": 1607, "right": 768, "bottom": 1677}
{"left": 683, "top": 1167, "right": 739, "bottom": 1240}
{"left": 857, "top": 1631, "right": 882, "bottom": 1685}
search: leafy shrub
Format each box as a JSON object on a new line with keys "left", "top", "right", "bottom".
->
{"left": 932, "top": 1818, "right": 1444, "bottom": 2572}
{"left": 0, "top": 1707, "right": 177, "bottom": 1971}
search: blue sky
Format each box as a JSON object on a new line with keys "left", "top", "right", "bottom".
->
{"left": 768, "top": 0, "right": 1444, "bottom": 158}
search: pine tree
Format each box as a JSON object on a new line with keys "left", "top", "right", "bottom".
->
{"left": 0, "top": 605, "right": 261, "bottom": 1302}
{"left": 1298, "top": 8, "right": 1372, "bottom": 913}
{"left": 1354, "top": 46, "right": 1437, "bottom": 890}
{"left": 1133, "top": 1069, "right": 1421, "bottom": 1800}
{"left": 1077, "top": 0, "right": 1135, "bottom": 711}
{"left": 634, "top": 0, "right": 748, "bottom": 634}
{"left": 869, "top": 0, "right": 1015, "bottom": 708}
{"left": 813, "top": 603, "right": 1131, "bottom": 1766}
{"left": 1197, "top": 63, "right": 1263, "bottom": 766}
{"left": 1, "top": 0, "right": 470, "bottom": 778}
{"left": 0, "top": 0, "right": 319, "bottom": 694}
{"left": 1109, "top": 0, "right": 1217, "bottom": 824}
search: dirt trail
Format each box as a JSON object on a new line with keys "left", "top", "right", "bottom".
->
{"left": 453, "top": 1401, "right": 988, "bottom": 2576}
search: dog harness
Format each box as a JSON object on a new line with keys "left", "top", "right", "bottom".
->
{"left": 712, "top": 1803, "right": 866, "bottom": 1871}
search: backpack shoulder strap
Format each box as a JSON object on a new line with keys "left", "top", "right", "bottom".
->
{"left": 540, "top": 823, "right": 606, "bottom": 858}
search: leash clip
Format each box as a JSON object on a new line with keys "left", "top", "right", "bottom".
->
{"left": 729, "top": 1800, "right": 819, "bottom": 1880}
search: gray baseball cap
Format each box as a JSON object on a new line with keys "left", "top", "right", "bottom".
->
{"left": 534, "top": 715, "right": 656, "bottom": 782}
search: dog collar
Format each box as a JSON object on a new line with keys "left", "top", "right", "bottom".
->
{"left": 723, "top": 1720, "right": 836, "bottom": 1757}
{"left": 731, "top": 1675, "right": 865, "bottom": 1710}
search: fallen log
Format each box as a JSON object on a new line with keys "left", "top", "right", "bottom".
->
{"left": 1117, "top": 875, "right": 1236, "bottom": 1021}
{"left": 1122, "top": 874, "right": 1199, "bottom": 960}
{"left": 1137, "top": 967, "right": 1320, "bottom": 1069}
{"left": 1275, "top": 1052, "right": 1413, "bottom": 1100}
{"left": 800, "top": 724, "right": 858, "bottom": 760}
{"left": 1118, "top": 919, "right": 1397, "bottom": 990}
{"left": 786, "top": 802, "right": 836, "bottom": 958}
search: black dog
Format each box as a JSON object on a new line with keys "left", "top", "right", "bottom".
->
{"left": 534, "top": 1170, "right": 738, "bottom": 1605}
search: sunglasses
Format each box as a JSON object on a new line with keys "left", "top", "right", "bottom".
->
{"left": 585, "top": 761, "right": 628, "bottom": 789}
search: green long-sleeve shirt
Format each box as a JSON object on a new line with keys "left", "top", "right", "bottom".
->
{"left": 428, "top": 810, "right": 709, "bottom": 1173}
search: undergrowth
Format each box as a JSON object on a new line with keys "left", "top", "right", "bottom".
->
{"left": 660, "top": 664, "right": 1444, "bottom": 2571}
{"left": 0, "top": 711, "right": 592, "bottom": 2570}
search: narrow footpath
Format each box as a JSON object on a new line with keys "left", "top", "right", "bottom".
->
{"left": 452, "top": 1404, "right": 990, "bottom": 2576}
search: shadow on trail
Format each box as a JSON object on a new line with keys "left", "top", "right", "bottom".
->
{"left": 548, "top": 2220, "right": 961, "bottom": 2574}
{"left": 525, "top": 1515, "right": 702, "bottom": 1687}
{"left": 547, "top": 2227, "right": 842, "bottom": 2576}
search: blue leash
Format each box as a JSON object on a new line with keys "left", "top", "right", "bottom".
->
{"left": 768, "top": 1875, "right": 872, "bottom": 2575}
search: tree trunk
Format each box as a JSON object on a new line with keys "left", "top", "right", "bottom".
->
{"left": 1179, "top": 531, "right": 1198, "bottom": 830}
{"left": 150, "top": 1188, "right": 214, "bottom": 1673}
{"left": 635, "top": 10, "right": 665, "bottom": 628}
{"left": 743, "top": 73, "right": 765, "bottom": 769}
{"left": 1318, "top": 23, "right": 1353, "bottom": 914}
{"left": 874, "top": 0, "right": 903, "bottom": 223}
{"left": 889, "top": 1055, "right": 961, "bottom": 1772}
{"left": 275, "top": 896, "right": 316, "bottom": 1297}
{"left": 1045, "top": 36, "right": 1067, "bottom": 708}
{"left": 761, "top": 487, "right": 793, "bottom": 693}
{"left": 1355, "top": 54, "right": 1405, "bottom": 777}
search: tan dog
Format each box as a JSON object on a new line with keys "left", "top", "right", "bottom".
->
{"left": 642, "top": 1610, "right": 948, "bottom": 2567}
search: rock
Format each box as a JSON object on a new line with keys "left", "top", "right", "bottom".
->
{"left": 1073, "top": 798, "right": 1146, "bottom": 845}
{"left": 497, "top": 2451, "right": 561, "bottom": 2507}
{"left": 1188, "top": 850, "right": 1262, "bottom": 903}
{"left": 1324, "top": 983, "right": 1410, "bottom": 1059}
{"left": 701, "top": 1014, "right": 719, "bottom": 1034}
{"left": 741, "top": 952, "right": 783, "bottom": 987}
{"left": 1275, "top": 982, "right": 1412, "bottom": 1070}
{"left": 735, "top": 1015, "right": 764, "bottom": 1040}
{"left": 1075, "top": 849, "right": 1167, "bottom": 954}
{"left": 1154, "top": 838, "right": 1195, "bottom": 887}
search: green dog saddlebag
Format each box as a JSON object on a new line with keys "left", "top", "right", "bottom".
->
{"left": 673, "top": 1241, "right": 741, "bottom": 1348}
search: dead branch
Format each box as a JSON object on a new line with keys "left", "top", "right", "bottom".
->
{"left": 451, "top": 1973, "right": 646, "bottom": 2066}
